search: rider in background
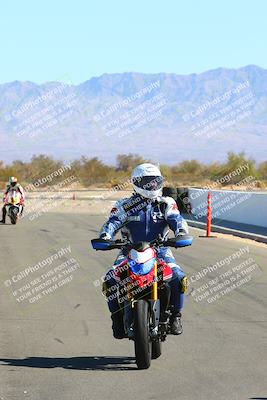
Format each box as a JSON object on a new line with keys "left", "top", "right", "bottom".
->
{"left": 0, "top": 177, "right": 25, "bottom": 224}
{"left": 99, "top": 163, "right": 189, "bottom": 339}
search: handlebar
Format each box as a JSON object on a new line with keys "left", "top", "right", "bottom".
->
{"left": 91, "top": 235, "right": 193, "bottom": 251}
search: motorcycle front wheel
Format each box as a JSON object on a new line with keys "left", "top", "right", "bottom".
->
{"left": 134, "top": 300, "right": 152, "bottom": 369}
{"left": 10, "top": 213, "right": 17, "bottom": 225}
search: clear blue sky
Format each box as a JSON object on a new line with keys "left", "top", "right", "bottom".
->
{"left": 0, "top": 0, "right": 266, "bottom": 84}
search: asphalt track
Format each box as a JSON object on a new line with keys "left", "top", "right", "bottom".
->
{"left": 0, "top": 212, "right": 267, "bottom": 400}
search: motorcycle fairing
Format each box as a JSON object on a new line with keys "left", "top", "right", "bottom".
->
{"left": 157, "top": 259, "right": 173, "bottom": 281}
{"left": 128, "top": 258, "right": 156, "bottom": 276}
{"left": 129, "top": 265, "right": 155, "bottom": 288}
{"left": 5, "top": 190, "right": 22, "bottom": 205}
{"left": 129, "top": 247, "right": 156, "bottom": 264}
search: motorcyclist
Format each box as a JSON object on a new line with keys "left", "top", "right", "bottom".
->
{"left": 99, "top": 163, "right": 189, "bottom": 339}
{"left": 0, "top": 177, "right": 25, "bottom": 224}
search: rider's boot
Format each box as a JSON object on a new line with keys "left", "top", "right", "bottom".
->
{"left": 0, "top": 208, "right": 6, "bottom": 224}
{"left": 170, "top": 311, "right": 183, "bottom": 335}
{"left": 111, "top": 312, "right": 125, "bottom": 339}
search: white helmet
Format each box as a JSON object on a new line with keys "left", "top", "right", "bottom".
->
{"left": 131, "top": 163, "right": 164, "bottom": 199}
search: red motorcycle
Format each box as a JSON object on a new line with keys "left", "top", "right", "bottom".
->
{"left": 91, "top": 235, "right": 193, "bottom": 369}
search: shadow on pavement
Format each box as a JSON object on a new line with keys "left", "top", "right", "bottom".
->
{"left": 250, "top": 398, "right": 267, "bottom": 399}
{"left": 0, "top": 356, "right": 137, "bottom": 371}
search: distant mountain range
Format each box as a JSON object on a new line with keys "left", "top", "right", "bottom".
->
{"left": 0, "top": 65, "right": 267, "bottom": 164}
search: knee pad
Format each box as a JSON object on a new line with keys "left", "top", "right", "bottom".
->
{"left": 180, "top": 276, "right": 189, "bottom": 293}
{"left": 102, "top": 275, "right": 118, "bottom": 297}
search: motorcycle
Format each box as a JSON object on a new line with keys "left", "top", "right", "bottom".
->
{"left": 91, "top": 234, "right": 193, "bottom": 369}
{"left": 4, "top": 190, "right": 23, "bottom": 225}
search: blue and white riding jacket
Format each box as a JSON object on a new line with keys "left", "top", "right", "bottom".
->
{"left": 100, "top": 194, "right": 188, "bottom": 243}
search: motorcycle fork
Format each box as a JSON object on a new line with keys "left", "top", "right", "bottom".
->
{"left": 149, "top": 261, "right": 160, "bottom": 337}
{"left": 123, "top": 269, "right": 135, "bottom": 338}
{"left": 125, "top": 263, "right": 161, "bottom": 339}
{"left": 152, "top": 261, "right": 158, "bottom": 300}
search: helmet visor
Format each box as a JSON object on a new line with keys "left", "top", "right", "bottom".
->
{"left": 133, "top": 175, "right": 163, "bottom": 191}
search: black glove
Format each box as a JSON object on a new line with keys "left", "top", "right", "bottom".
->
{"left": 100, "top": 233, "right": 111, "bottom": 240}
{"left": 176, "top": 229, "right": 187, "bottom": 237}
